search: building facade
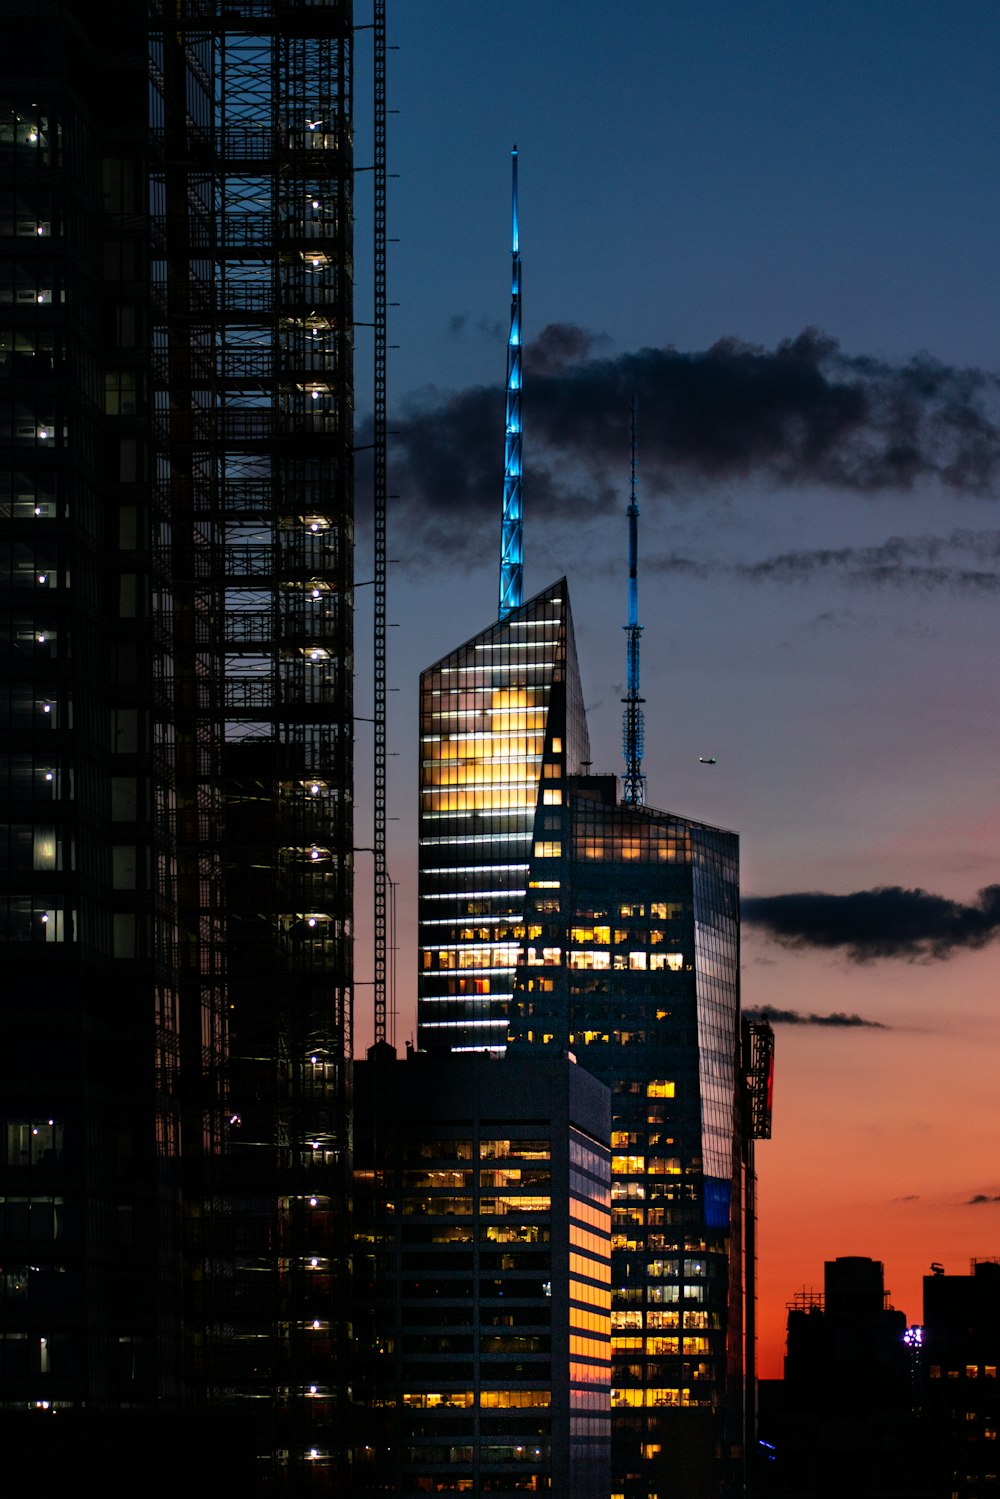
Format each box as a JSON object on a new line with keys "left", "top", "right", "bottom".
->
{"left": 417, "top": 584, "right": 758, "bottom": 1498}
{"left": 353, "top": 1047, "right": 612, "bottom": 1497}
{"left": 417, "top": 579, "right": 589, "bottom": 1053}
{"left": 509, "top": 776, "right": 746, "bottom": 1499}
{"left": 0, "top": 2, "right": 354, "bottom": 1487}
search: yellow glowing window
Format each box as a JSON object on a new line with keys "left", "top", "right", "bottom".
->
{"left": 628, "top": 951, "right": 647, "bottom": 970}
{"left": 551, "top": 738, "right": 562, "bottom": 753}
{"left": 543, "top": 763, "right": 561, "bottom": 779}
{"left": 534, "top": 841, "right": 562, "bottom": 858}
{"left": 650, "top": 952, "right": 683, "bottom": 971}
{"left": 647, "top": 1080, "right": 676, "bottom": 1098}
{"left": 543, "top": 789, "right": 562, "bottom": 805}
{"left": 612, "top": 1154, "right": 645, "bottom": 1175}
{"left": 402, "top": 1391, "right": 474, "bottom": 1408}
{"left": 479, "top": 1390, "right": 552, "bottom": 1408}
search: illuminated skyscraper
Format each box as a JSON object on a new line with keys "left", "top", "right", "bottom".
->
{"left": 418, "top": 686, "right": 766, "bottom": 1495}
{"left": 417, "top": 579, "right": 589, "bottom": 1053}
{"left": 508, "top": 778, "right": 750, "bottom": 1498}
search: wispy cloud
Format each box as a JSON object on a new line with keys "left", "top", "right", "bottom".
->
{"left": 742, "top": 1006, "right": 888, "bottom": 1028}
{"left": 643, "top": 530, "right": 1000, "bottom": 596}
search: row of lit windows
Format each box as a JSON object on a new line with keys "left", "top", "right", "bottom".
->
{"left": 402, "top": 1390, "right": 552, "bottom": 1409}
{"left": 611, "top": 1336, "right": 711, "bottom": 1356}
{"left": 400, "top": 1169, "right": 552, "bottom": 1191}
{"left": 607, "top": 1310, "right": 708, "bottom": 1330}
{"left": 611, "top": 1388, "right": 708, "bottom": 1408}
{"left": 567, "top": 951, "right": 685, "bottom": 971}
{"left": 612, "top": 1156, "right": 682, "bottom": 1178}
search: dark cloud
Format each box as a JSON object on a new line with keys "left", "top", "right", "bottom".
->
{"left": 743, "top": 884, "right": 1000, "bottom": 962}
{"left": 643, "top": 529, "right": 1000, "bottom": 596}
{"left": 894, "top": 1195, "right": 920, "bottom": 1202}
{"left": 370, "top": 328, "right": 1000, "bottom": 550}
{"left": 742, "top": 1006, "right": 887, "bottom": 1028}
{"left": 967, "top": 1194, "right": 1000, "bottom": 1205}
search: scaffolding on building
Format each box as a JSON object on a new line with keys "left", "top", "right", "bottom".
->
{"left": 148, "top": 1, "right": 354, "bottom": 1487}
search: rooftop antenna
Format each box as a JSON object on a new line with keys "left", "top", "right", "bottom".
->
{"left": 498, "top": 146, "right": 523, "bottom": 619}
{"left": 622, "top": 398, "right": 645, "bottom": 805}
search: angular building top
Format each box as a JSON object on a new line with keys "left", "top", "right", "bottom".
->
{"left": 418, "top": 579, "right": 589, "bottom": 1052}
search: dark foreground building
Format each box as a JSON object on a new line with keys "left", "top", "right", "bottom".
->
{"left": 353, "top": 1047, "right": 612, "bottom": 1496}
{"left": 764, "top": 1257, "right": 926, "bottom": 1499}
{"left": 417, "top": 581, "right": 770, "bottom": 1498}
{"left": 923, "top": 1259, "right": 1000, "bottom": 1498}
{"left": 0, "top": 2, "right": 354, "bottom": 1487}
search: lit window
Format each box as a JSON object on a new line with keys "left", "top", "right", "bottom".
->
{"left": 646, "top": 1080, "right": 675, "bottom": 1098}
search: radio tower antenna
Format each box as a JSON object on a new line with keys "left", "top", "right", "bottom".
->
{"left": 498, "top": 146, "right": 523, "bottom": 619}
{"left": 622, "top": 398, "right": 646, "bottom": 805}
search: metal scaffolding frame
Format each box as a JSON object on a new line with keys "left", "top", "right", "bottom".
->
{"left": 148, "top": 1, "right": 354, "bottom": 1486}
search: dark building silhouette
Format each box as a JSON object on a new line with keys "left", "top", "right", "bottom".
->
{"left": 766, "top": 1257, "right": 924, "bottom": 1498}
{"left": 0, "top": 1, "right": 354, "bottom": 1487}
{"left": 353, "top": 1046, "right": 612, "bottom": 1497}
{"left": 922, "top": 1258, "right": 1000, "bottom": 1498}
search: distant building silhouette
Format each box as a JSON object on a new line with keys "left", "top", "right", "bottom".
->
{"left": 763, "top": 1256, "right": 928, "bottom": 1498}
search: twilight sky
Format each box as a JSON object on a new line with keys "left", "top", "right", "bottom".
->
{"left": 350, "top": 1, "right": 1000, "bottom": 1379}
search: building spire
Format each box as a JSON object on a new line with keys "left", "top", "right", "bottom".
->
{"left": 622, "top": 398, "right": 646, "bottom": 804}
{"left": 498, "top": 146, "right": 523, "bottom": 619}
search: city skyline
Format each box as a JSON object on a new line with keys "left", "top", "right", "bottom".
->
{"left": 351, "top": 1, "right": 1000, "bottom": 1381}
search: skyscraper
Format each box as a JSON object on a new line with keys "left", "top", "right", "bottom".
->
{"left": 507, "top": 779, "right": 748, "bottom": 1498}
{"left": 417, "top": 640, "right": 755, "bottom": 1497}
{"left": 417, "top": 578, "right": 589, "bottom": 1053}
{"left": 0, "top": 2, "right": 354, "bottom": 1486}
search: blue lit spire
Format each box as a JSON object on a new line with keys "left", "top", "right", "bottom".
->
{"left": 622, "top": 399, "right": 646, "bottom": 804}
{"left": 498, "top": 146, "right": 523, "bottom": 620}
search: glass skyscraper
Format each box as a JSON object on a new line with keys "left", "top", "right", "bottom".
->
{"left": 417, "top": 578, "right": 589, "bottom": 1052}
{"left": 417, "top": 584, "right": 755, "bottom": 1498}
{"left": 509, "top": 780, "right": 745, "bottom": 1498}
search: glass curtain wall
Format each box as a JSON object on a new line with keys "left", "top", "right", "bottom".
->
{"left": 417, "top": 580, "right": 589, "bottom": 1053}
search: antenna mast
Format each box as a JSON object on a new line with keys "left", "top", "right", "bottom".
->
{"left": 498, "top": 146, "right": 523, "bottom": 619}
{"left": 622, "top": 399, "right": 646, "bottom": 805}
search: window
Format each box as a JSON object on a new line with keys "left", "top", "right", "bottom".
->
{"left": 647, "top": 1080, "right": 676, "bottom": 1099}
{"left": 4, "top": 1120, "right": 63, "bottom": 1166}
